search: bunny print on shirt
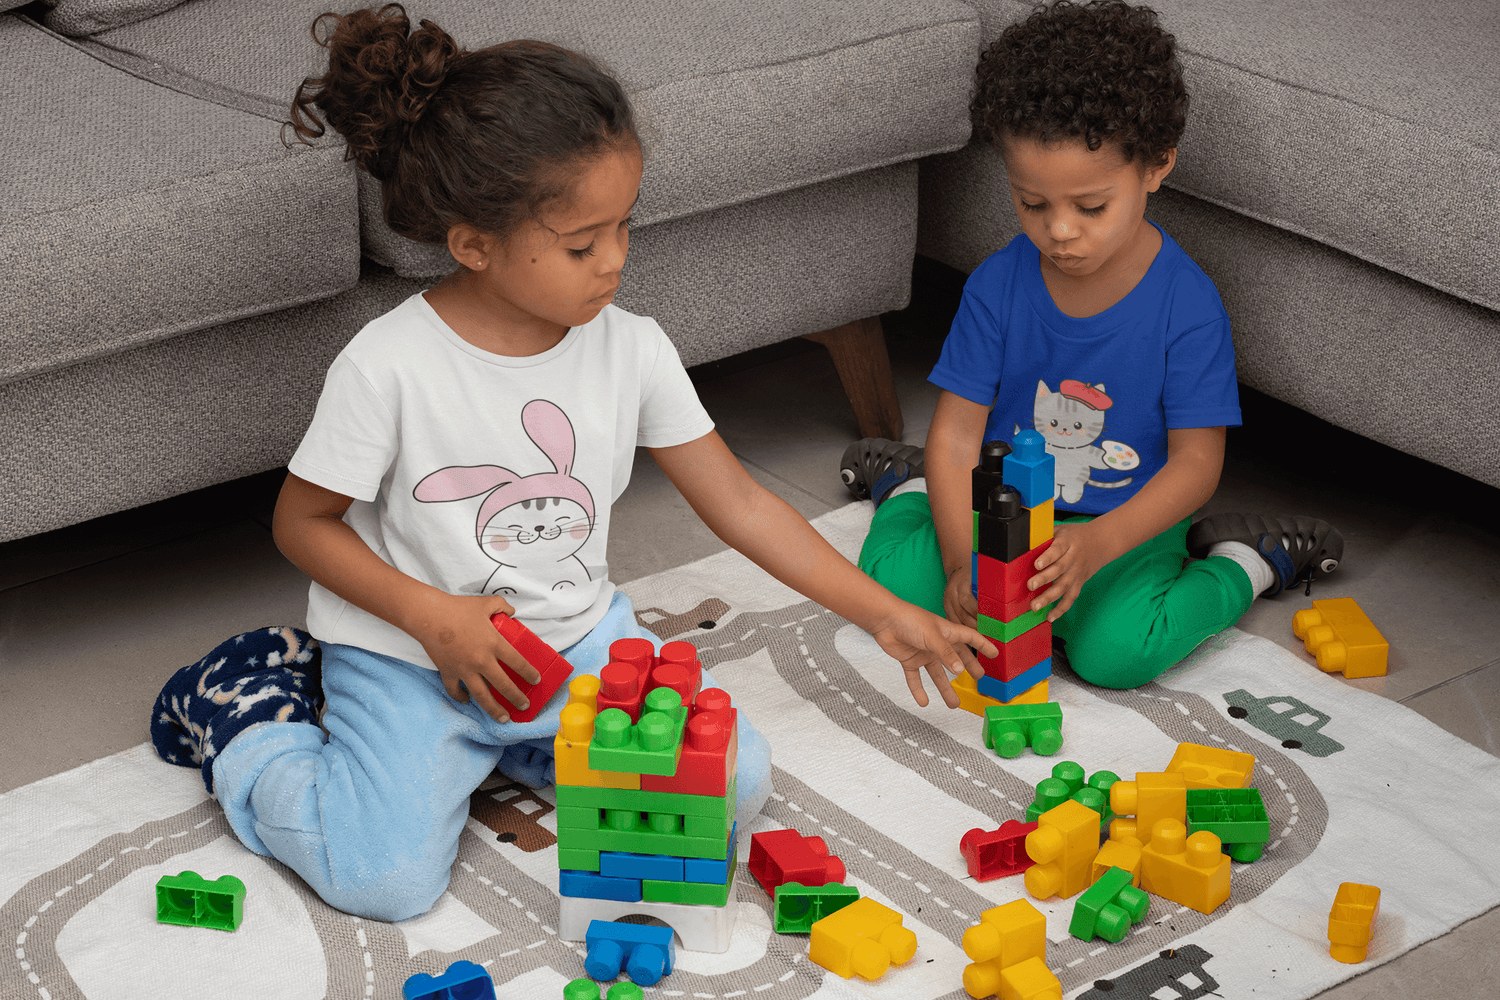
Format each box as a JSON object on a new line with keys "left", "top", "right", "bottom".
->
{"left": 414, "top": 399, "right": 597, "bottom": 596}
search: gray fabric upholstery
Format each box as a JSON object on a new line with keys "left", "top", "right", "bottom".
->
{"left": 42, "top": 0, "right": 188, "bottom": 35}
{"left": 0, "top": 15, "right": 360, "bottom": 386}
{"left": 0, "top": 163, "right": 920, "bottom": 542}
{"left": 83, "top": 0, "right": 978, "bottom": 276}
{"left": 953, "top": 0, "right": 1500, "bottom": 312}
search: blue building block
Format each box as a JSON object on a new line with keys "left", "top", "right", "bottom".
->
{"left": 560, "top": 869, "right": 643, "bottom": 902}
{"left": 683, "top": 823, "right": 737, "bottom": 884}
{"left": 1003, "top": 429, "right": 1055, "bottom": 508}
{"left": 976, "top": 657, "right": 1052, "bottom": 702}
{"left": 600, "top": 852, "right": 684, "bottom": 882}
{"left": 584, "top": 919, "right": 676, "bottom": 987}
{"left": 403, "top": 959, "right": 496, "bottom": 1000}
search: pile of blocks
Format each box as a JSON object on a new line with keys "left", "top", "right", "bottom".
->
{"left": 553, "top": 637, "right": 742, "bottom": 975}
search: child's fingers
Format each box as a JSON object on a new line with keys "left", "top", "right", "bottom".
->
{"left": 474, "top": 664, "right": 527, "bottom": 722}
{"left": 902, "top": 666, "right": 932, "bottom": 708}
{"left": 924, "top": 663, "right": 962, "bottom": 709}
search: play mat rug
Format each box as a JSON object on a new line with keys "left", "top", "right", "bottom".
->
{"left": 3, "top": 502, "right": 1498, "bottom": 1000}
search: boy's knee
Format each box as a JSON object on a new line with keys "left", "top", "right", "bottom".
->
{"left": 1059, "top": 637, "right": 1166, "bottom": 690}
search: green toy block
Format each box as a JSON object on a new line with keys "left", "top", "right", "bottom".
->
{"left": 684, "top": 811, "right": 732, "bottom": 839}
{"left": 555, "top": 780, "right": 733, "bottom": 820}
{"left": 1070, "top": 866, "right": 1149, "bottom": 942}
{"left": 589, "top": 687, "right": 688, "bottom": 776}
{"left": 983, "top": 702, "right": 1063, "bottom": 758}
{"left": 977, "top": 608, "right": 1049, "bottom": 643}
{"left": 1081, "top": 769, "right": 1120, "bottom": 829}
{"left": 558, "top": 847, "right": 601, "bottom": 872}
{"left": 155, "top": 871, "right": 245, "bottom": 931}
{"left": 564, "top": 978, "right": 644, "bottom": 999}
{"left": 1186, "top": 787, "right": 1270, "bottom": 860}
{"left": 557, "top": 821, "right": 730, "bottom": 861}
{"left": 773, "top": 881, "right": 861, "bottom": 933}
{"left": 1025, "top": 762, "right": 1116, "bottom": 828}
{"left": 642, "top": 849, "right": 738, "bottom": 905}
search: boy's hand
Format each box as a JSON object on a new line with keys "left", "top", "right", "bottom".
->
{"left": 943, "top": 561, "right": 980, "bottom": 630}
{"left": 1028, "top": 520, "right": 1114, "bottom": 622}
{"left": 867, "top": 604, "right": 998, "bottom": 709}
{"left": 412, "top": 593, "right": 539, "bottom": 723}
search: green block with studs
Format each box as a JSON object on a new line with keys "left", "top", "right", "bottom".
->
{"left": 588, "top": 687, "right": 688, "bottom": 776}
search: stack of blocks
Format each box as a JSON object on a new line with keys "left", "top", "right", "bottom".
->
{"left": 969, "top": 433, "right": 1056, "bottom": 707}
{"left": 554, "top": 637, "right": 742, "bottom": 957}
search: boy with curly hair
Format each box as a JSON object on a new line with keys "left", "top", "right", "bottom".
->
{"left": 841, "top": 0, "right": 1345, "bottom": 689}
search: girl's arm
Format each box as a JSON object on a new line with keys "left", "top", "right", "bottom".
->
{"left": 1029, "top": 426, "right": 1225, "bottom": 618}
{"left": 649, "top": 431, "right": 997, "bottom": 708}
{"left": 927, "top": 390, "right": 996, "bottom": 628}
{"left": 271, "top": 472, "right": 537, "bottom": 722}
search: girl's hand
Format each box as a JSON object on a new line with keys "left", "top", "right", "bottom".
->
{"left": 412, "top": 593, "right": 538, "bottom": 723}
{"left": 943, "top": 561, "right": 980, "bottom": 630}
{"left": 867, "top": 604, "right": 998, "bottom": 709}
{"left": 1028, "top": 520, "right": 1113, "bottom": 622}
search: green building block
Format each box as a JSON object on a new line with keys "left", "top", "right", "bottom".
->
{"left": 589, "top": 687, "right": 688, "bottom": 776}
{"left": 564, "top": 978, "right": 645, "bottom": 999}
{"left": 977, "top": 607, "right": 1049, "bottom": 643}
{"left": 1186, "top": 787, "right": 1270, "bottom": 861}
{"left": 155, "top": 871, "right": 245, "bottom": 931}
{"left": 1070, "top": 866, "right": 1149, "bottom": 942}
{"left": 557, "top": 820, "right": 730, "bottom": 861}
{"left": 983, "top": 702, "right": 1063, "bottom": 758}
{"left": 642, "top": 849, "right": 738, "bottom": 905}
{"left": 1025, "top": 763, "right": 1118, "bottom": 828}
{"left": 773, "top": 882, "right": 861, "bottom": 933}
{"left": 558, "top": 847, "right": 601, "bottom": 872}
{"left": 555, "top": 779, "right": 733, "bottom": 820}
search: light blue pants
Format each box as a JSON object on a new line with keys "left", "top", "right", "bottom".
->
{"left": 212, "top": 591, "right": 772, "bottom": 921}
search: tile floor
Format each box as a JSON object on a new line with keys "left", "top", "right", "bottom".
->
{"left": 1, "top": 259, "right": 1495, "bottom": 997}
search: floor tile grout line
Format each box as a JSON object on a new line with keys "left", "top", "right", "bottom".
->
{"left": 732, "top": 452, "right": 841, "bottom": 514}
{"left": 1397, "top": 657, "right": 1500, "bottom": 704}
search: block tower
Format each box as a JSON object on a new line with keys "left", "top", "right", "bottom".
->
{"left": 965, "top": 431, "right": 1056, "bottom": 709}
{"left": 554, "top": 637, "right": 742, "bottom": 954}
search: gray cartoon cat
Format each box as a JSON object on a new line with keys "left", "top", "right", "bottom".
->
{"left": 1018, "top": 379, "right": 1140, "bottom": 505}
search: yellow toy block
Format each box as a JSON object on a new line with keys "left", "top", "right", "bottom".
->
{"left": 1000, "top": 956, "right": 1062, "bottom": 1000}
{"left": 553, "top": 702, "right": 640, "bottom": 790}
{"left": 1091, "top": 836, "right": 1142, "bottom": 886}
{"left": 961, "top": 899, "right": 1047, "bottom": 998}
{"left": 1166, "top": 742, "right": 1255, "bottom": 790}
{"left": 1293, "top": 598, "right": 1388, "bottom": 678}
{"left": 1026, "top": 499, "right": 1054, "bottom": 549}
{"left": 1109, "top": 771, "right": 1186, "bottom": 844}
{"left": 1024, "top": 798, "right": 1101, "bottom": 900}
{"left": 565, "top": 673, "right": 600, "bottom": 712}
{"left": 809, "top": 897, "right": 917, "bottom": 981}
{"left": 1139, "top": 819, "right": 1230, "bottom": 914}
{"left": 1328, "top": 882, "right": 1381, "bottom": 963}
{"left": 952, "top": 672, "right": 1048, "bottom": 718}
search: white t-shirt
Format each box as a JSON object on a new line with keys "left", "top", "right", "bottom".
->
{"left": 288, "top": 292, "right": 715, "bottom": 668}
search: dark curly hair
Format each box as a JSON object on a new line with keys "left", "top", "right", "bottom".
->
{"left": 286, "top": 4, "right": 638, "bottom": 246}
{"left": 971, "top": 0, "right": 1187, "bottom": 169}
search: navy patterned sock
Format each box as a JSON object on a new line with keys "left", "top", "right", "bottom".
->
{"left": 152, "top": 626, "right": 324, "bottom": 795}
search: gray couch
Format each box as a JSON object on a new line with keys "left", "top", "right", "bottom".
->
{"left": 1, "top": 0, "right": 980, "bottom": 542}
{"left": 919, "top": 0, "right": 1500, "bottom": 490}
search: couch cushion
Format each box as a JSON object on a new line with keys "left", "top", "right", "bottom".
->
{"left": 0, "top": 15, "right": 360, "bottom": 387}
{"left": 969, "top": 0, "right": 1500, "bottom": 313}
{"left": 79, "top": 0, "right": 979, "bottom": 276}
{"left": 43, "top": 0, "right": 188, "bottom": 35}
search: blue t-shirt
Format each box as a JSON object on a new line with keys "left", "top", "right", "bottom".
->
{"left": 930, "top": 223, "right": 1241, "bottom": 515}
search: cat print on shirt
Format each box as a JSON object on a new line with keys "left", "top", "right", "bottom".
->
{"left": 414, "top": 399, "right": 596, "bottom": 596}
{"left": 1021, "top": 379, "right": 1140, "bottom": 505}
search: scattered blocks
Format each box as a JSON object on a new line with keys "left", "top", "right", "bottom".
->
{"left": 961, "top": 898, "right": 1059, "bottom": 1000}
{"left": 808, "top": 897, "right": 917, "bottom": 981}
{"left": 403, "top": 960, "right": 495, "bottom": 1000}
{"left": 1293, "top": 597, "right": 1389, "bottom": 678}
{"left": 1186, "top": 788, "right": 1270, "bottom": 862}
{"left": 563, "top": 979, "right": 643, "bottom": 1000}
{"left": 559, "top": 884, "right": 738, "bottom": 953}
{"left": 960, "top": 819, "right": 1039, "bottom": 882}
{"left": 1327, "top": 883, "right": 1381, "bottom": 963}
{"left": 155, "top": 871, "right": 245, "bottom": 931}
{"left": 748, "top": 829, "right": 845, "bottom": 896}
{"left": 1109, "top": 771, "right": 1187, "bottom": 845}
{"left": 1139, "top": 819, "right": 1230, "bottom": 914}
{"left": 773, "top": 881, "right": 861, "bottom": 933}
{"left": 982, "top": 702, "right": 1063, "bottom": 758}
{"left": 1003, "top": 430, "right": 1055, "bottom": 509}
{"left": 1166, "top": 742, "right": 1255, "bottom": 790}
{"left": 994, "top": 957, "right": 1064, "bottom": 1000}
{"left": 1069, "top": 866, "right": 1149, "bottom": 942}
{"left": 1024, "top": 799, "right": 1102, "bottom": 901}
{"left": 1091, "top": 836, "right": 1143, "bottom": 886}
{"left": 485, "top": 612, "right": 575, "bottom": 724}
{"left": 584, "top": 919, "right": 675, "bottom": 987}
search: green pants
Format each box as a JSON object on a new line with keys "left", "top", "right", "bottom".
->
{"left": 856, "top": 491, "right": 1254, "bottom": 689}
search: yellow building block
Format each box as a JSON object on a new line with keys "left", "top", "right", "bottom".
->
{"left": 1024, "top": 798, "right": 1101, "bottom": 900}
{"left": 1026, "top": 499, "right": 1054, "bottom": 549}
{"left": 952, "top": 671, "right": 1048, "bottom": 718}
{"left": 1166, "top": 742, "right": 1255, "bottom": 790}
{"left": 553, "top": 702, "right": 640, "bottom": 790}
{"left": 961, "top": 899, "right": 1046, "bottom": 998}
{"left": 1109, "top": 771, "right": 1186, "bottom": 844}
{"left": 1293, "top": 597, "right": 1388, "bottom": 678}
{"left": 1000, "top": 956, "right": 1062, "bottom": 1000}
{"left": 1328, "top": 882, "right": 1381, "bottom": 963}
{"left": 1091, "top": 836, "right": 1142, "bottom": 886}
{"left": 1139, "top": 819, "right": 1230, "bottom": 914}
{"left": 565, "top": 674, "right": 600, "bottom": 712}
{"left": 809, "top": 897, "right": 917, "bottom": 981}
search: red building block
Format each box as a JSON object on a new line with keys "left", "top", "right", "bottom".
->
{"left": 978, "top": 621, "right": 1052, "bottom": 682}
{"left": 639, "top": 688, "right": 738, "bottom": 797}
{"left": 656, "top": 641, "right": 704, "bottom": 702}
{"left": 976, "top": 540, "right": 1052, "bottom": 603}
{"left": 485, "top": 614, "right": 575, "bottom": 724}
{"left": 748, "top": 830, "right": 846, "bottom": 896}
{"left": 960, "top": 819, "right": 1039, "bottom": 882}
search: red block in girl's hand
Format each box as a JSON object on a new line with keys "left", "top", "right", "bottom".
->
{"left": 485, "top": 613, "right": 575, "bottom": 724}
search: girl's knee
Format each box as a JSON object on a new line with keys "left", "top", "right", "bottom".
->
{"left": 321, "top": 848, "right": 452, "bottom": 922}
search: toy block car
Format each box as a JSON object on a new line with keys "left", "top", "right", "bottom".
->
{"left": 403, "top": 960, "right": 495, "bottom": 1000}
{"left": 773, "top": 881, "right": 861, "bottom": 933}
{"left": 484, "top": 613, "right": 575, "bottom": 724}
{"left": 1185, "top": 787, "right": 1270, "bottom": 862}
{"left": 640, "top": 687, "right": 738, "bottom": 796}
{"left": 982, "top": 702, "right": 1063, "bottom": 758}
{"left": 1069, "top": 866, "right": 1149, "bottom": 942}
{"left": 1139, "top": 819, "right": 1230, "bottom": 914}
{"left": 1024, "top": 799, "right": 1102, "bottom": 900}
{"left": 1293, "top": 597, "right": 1389, "bottom": 678}
{"left": 960, "top": 820, "right": 1038, "bottom": 881}
{"left": 1166, "top": 742, "right": 1255, "bottom": 790}
{"left": 960, "top": 898, "right": 1052, "bottom": 999}
{"left": 584, "top": 919, "right": 675, "bottom": 986}
{"left": 1327, "top": 882, "right": 1381, "bottom": 963}
{"left": 808, "top": 897, "right": 917, "bottom": 981}
{"left": 748, "top": 829, "right": 845, "bottom": 895}
{"left": 154, "top": 871, "right": 245, "bottom": 931}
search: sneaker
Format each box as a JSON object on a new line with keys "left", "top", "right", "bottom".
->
{"left": 1187, "top": 513, "right": 1344, "bottom": 597}
{"left": 839, "top": 438, "right": 925, "bottom": 506}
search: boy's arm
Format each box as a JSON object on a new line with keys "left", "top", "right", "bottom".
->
{"left": 1029, "top": 426, "right": 1225, "bottom": 619}
{"left": 271, "top": 472, "right": 537, "bottom": 722}
{"left": 649, "top": 430, "right": 998, "bottom": 708}
{"left": 927, "top": 390, "right": 995, "bottom": 628}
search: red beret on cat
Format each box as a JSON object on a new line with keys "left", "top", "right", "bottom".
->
{"left": 1059, "top": 379, "right": 1113, "bottom": 410}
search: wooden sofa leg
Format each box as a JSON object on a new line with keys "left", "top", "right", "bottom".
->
{"left": 802, "top": 316, "right": 904, "bottom": 441}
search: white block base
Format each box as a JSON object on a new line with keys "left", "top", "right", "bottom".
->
{"left": 558, "top": 882, "right": 739, "bottom": 953}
